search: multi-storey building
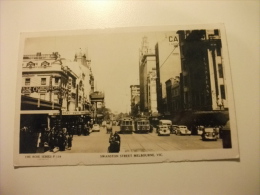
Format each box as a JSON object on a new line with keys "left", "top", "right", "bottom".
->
{"left": 177, "top": 29, "right": 228, "bottom": 111}
{"left": 165, "top": 76, "right": 181, "bottom": 116}
{"left": 155, "top": 33, "right": 181, "bottom": 115}
{"left": 20, "top": 51, "right": 94, "bottom": 131}
{"left": 68, "top": 50, "right": 94, "bottom": 112}
{"left": 139, "top": 36, "right": 156, "bottom": 115}
{"left": 21, "top": 52, "right": 77, "bottom": 128}
{"left": 147, "top": 68, "right": 158, "bottom": 115}
{"left": 130, "top": 85, "right": 140, "bottom": 116}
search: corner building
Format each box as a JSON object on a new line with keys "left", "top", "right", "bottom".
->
{"left": 177, "top": 29, "right": 228, "bottom": 112}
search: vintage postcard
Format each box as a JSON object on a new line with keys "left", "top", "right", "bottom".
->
{"left": 14, "top": 24, "right": 239, "bottom": 167}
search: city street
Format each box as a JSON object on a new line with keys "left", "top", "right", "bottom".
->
{"left": 53, "top": 125, "right": 222, "bottom": 153}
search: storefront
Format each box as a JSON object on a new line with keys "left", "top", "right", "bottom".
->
{"left": 20, "top": 95, "right": 61, "bottom": 153}
{"left": 54, "top": 110, "right": 92, "bottom": 134}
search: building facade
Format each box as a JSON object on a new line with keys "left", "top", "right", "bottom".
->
{"left": 139, "top": 36, "right": 156, "bottom": 115}
{"left": 21, "top": 52, "right": 94, "bottom": 131}
{"left": 155, "top": 33, "right": 181, "bottom": 116}
{"left": 130, "top": 85, "right": 140, "bottom": 117}
{"left": 147, "top": 68, "right": 158, "bottom": 115}
{"left": 177, "top": 29, "right": 228, "bottom": 112}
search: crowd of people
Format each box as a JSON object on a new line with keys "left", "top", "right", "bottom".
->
{"left": 38, "top": 126, "right": 74, "bottom": 152}
{"left": 20, "top": 121, "right": 122, "bottom": 154}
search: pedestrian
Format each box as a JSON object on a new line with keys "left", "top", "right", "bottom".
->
{"left": 49, "top": 128, "right": 55, "bottom": 152}
{"left": 67, "top": 134, "right": 73, "bottom": 150}
{"left": 108, "top": 131, "right": 121, "bottom": 153}
{"left": 58, "top": 131, "right": 66, "bottom": 151}
{"left": 113, "top": 132, "right": 121, "bottom": 150}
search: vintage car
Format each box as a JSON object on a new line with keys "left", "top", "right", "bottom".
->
{"left": 176, "top": 125, "right": 191, "bottom": 135}
{"left": 201, "top": 127, "right": 218, "bottom": 141}
{"left": 197, "top": 126, "right": 204, "bottom": 135}
{"left": 157, "top": 125, "right": 171, "bottom": 136}
{"left": 158, "top": 120, "right": 173, "bottom": 132}
{"left": 171, "top": 125, "right": 178, "bottom": 134}
{"left": 92, "top": 124, "right": 100, "bottom": 132}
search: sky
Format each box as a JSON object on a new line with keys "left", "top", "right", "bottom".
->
{"left": 23, "top": 30, "right": 180, "bottom": 113}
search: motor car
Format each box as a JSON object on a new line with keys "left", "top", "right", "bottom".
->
{"left": 92, "top": 124, "right": 100, "bottom": 132}
{"left": 157, "top": 125, "right": 171, "bottom": 136}
{"left": 197, "top": 126, "right": 204, "bottom": 135}
{"left": 201, "top": 127, "right": 218, "bottom": 141}
{"left": 171, "top": 125, "right": 178, "bottom": 134}
{"left": 176, "top": 125, "right": 191, "bottom": 135}
{"left": 158, "top": 120, "right": 172, "bottom": 132}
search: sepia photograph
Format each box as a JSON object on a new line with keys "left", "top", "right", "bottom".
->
{"left": 14, "top": 24, "right": 239, "bottom": 167}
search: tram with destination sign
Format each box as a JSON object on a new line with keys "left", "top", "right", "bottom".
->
{"left": 119, "top": 117, "right": 134, "bottom": 134}
{"left": 134, "top": 118, "right": 151, "bottom": 133}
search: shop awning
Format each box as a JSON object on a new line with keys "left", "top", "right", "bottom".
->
{"left": 60, "top": 110, "right": 91, "bottom": 116}
{"left": 20, "top": 110, "right": 60, "bottom": 115}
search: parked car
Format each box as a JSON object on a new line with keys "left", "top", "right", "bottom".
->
{"left": 157, "top": 125, "right": 171, "bottom": 136}
{"left": 171, "top": 125, "right": 178, "bottom": 134}
{"left": 197, "top": 126, "right": 204, "bottom": 135}
{"left": 176, "top": 125, "right": 191, "bottom": 135}
{"left": 92, "top": 124, "right": 100, "bottom": 132}
{"left": 201, "top": 127, "right": 218, "bottom": 141}
{"left": 158, "top": 120, "right": 173, "bottom": 132}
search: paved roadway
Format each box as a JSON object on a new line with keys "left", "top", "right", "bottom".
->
{"left": 59, "top": 125, "right": 222, "bottom": 153}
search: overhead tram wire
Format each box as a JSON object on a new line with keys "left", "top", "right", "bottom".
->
{"left": 159, "top": 46, "right": 178, "bottom": 69}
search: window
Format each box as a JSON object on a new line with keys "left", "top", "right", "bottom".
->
{"left": 54, "top": 78, "right": 59, "bottom": 85}
{"left": 41, "top": 78, "right": 46, "bottom": 85}
{"left": 220, "top": 85, "right": 226, "bottom": 99}
{"left": 25, "top": 78, "right": 30, "bottom": 85}
{"left": 218, "top": 64, "right": 223, "bottom": 78}
{"left": 53, "top": 94, "right": 59, "bottom": 103}
{"left": 40, "top": 94, "right": 45, "bottom": 100}
{"left": 214, "top": 29, "right": 219, "bottom": 36}
{"left": 72, "top": 80, "right": 76, "bottom": 88}
{"left": 216, "top": 46, "right": 221, "bottom": 56}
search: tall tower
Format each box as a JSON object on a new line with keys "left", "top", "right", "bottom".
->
{"left": 139, "top": 36, "right": 156, "bottom": 115}
{"left": 139, "top": 36, "right": 149, "bottom": 61}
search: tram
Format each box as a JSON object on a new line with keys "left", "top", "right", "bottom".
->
{"left": 134, "top": 118, "right": 151, "bottom": 133}
{"left": 119, "top": 117, "right": 134, "bottom": 134}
